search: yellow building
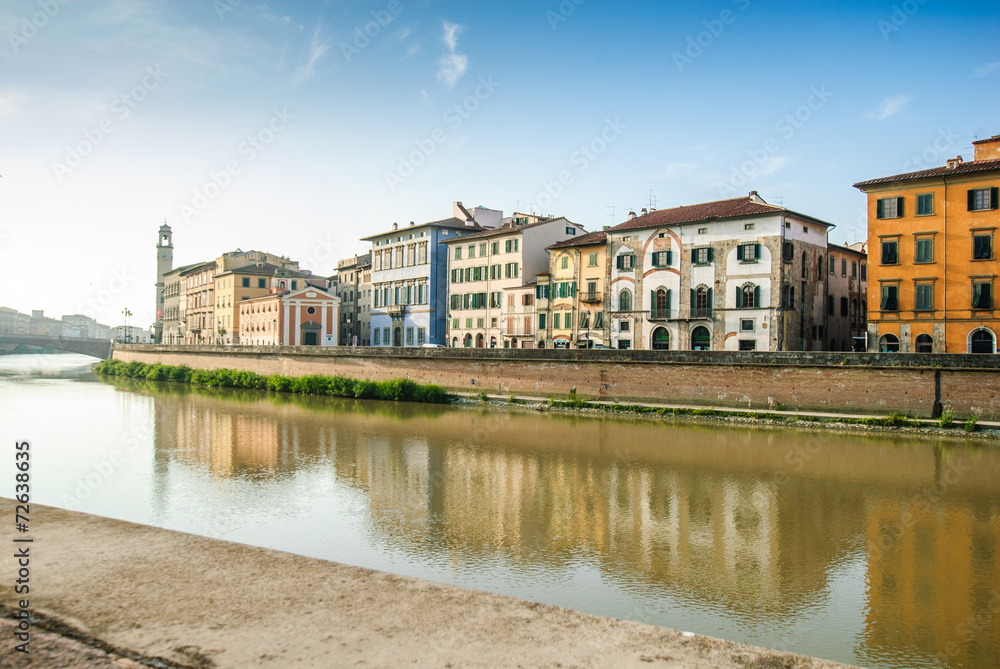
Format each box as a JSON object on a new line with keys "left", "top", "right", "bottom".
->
{"left": 541, "top": 230, "right": 609, "bottom": 348}
{"left": 214, "top": 265, "right": 317, "bottom": 345}
{"left": 854, "top": 134, "right": 1000, "bottom": 353}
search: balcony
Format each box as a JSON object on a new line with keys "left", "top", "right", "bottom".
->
{"left": 387, "top": 305, "right": 405, "bottom": 320}
{"left": 691, "top": 307, "right": 712, "bottom": 319}
{"left": 648, "top": 309, "right": 675, "bottom": 321}
{"left": 580, "top": 292, "right": 603, "bottom": 303}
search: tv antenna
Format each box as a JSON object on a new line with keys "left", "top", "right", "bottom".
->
{"left": 646, "top": 190, "right": 657, "bottom": 209}
{"left": 606, "top": 205, "right": 616, "bottom": 224}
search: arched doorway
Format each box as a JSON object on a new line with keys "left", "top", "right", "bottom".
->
{"left": 691, "top": 326, "right": 710, "bottom": 350}
{"left": 393, "top": 327, "right": 402, "bottom": 346}
{"left": 970, "top": 329, "right": 996, "bottom": 354}
{"left": 538, "top": 340, "right": 546, "bottom": 349}
{"left": 651, "top": 327, "right": 670, "bottom": 350}
{"left": 476, "top": 334, "right": 485, "bottom": 348}
{"left": 915, "top": 333, "right": 933, "bottom": 353}
{"left": 463, "top": 333, "right": 473, "bottom": 348}
{"left": 879, "top": 334, "right": 899, "bottom": 352}
{"left": 451, "top": 337, "right": 458, "bottom": 348}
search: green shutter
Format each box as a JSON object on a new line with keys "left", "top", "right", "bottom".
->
{"left": 755, "top": 243, "right": 761, "bottom": 259}
{"left": 690, "top": 289, "right": 695, "bottom": 310}
{"left": 650, "top": 291, "right": 655, "bottom": 314}
{"left": 992, "top": 187, "right": 999, "bottom": 210}
{"left": 666, "top": 289, "right": 672, "bottom": 311}
{"left": 877, "top": 199, "right": 885, "bottom": 218}
{"left": 707, "top": 288, "right": 713, "bottom": 311}
{"left": 754, "top": 285, "right": 760, "bottom": 307}
{"left": 707, "top": 247, "right": 714, "bottom": 263}
{"left": 736, "top": 285, "right": 742, "bottom": 308}
{"left": 737, "top": 245, "right": 744, "bottom": 261}
{"left": 896, "top": 197, "right": 904, "bottom": 217}
{"left": 969, "top": 189, "right": 976, "bottom": 211}
{"left": 667, "top": 249, "right": 673, "bottom": 265}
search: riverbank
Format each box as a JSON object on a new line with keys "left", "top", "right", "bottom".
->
{"left": 2, "top": 500, "right": 855, "bottom": 668}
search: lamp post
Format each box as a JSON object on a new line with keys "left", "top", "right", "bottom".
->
{"left": 273, "top": 318, "right": 278, "bottom": 346}
{"left": 122, "top": 308, "right": 132, "bottom": 343}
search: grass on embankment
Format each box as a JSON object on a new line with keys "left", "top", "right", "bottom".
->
{"left": 94, "top": 359, "right": 450, "bottom": 404}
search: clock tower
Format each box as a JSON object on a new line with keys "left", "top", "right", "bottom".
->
{"left": 155, "top": 222, "right": 173, "bottom": 343}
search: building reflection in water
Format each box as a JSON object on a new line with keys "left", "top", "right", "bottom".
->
{"left": 134, "top": 379, "right": 999, "bottom": 668}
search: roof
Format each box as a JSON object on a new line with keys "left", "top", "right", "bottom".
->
{"left": 440, "top": 216, "right": 580, "bottom": 243}
{"left": 607, "top": 195, "right": 833, "bottom": 231}
{"left": 827, "top": 242, "right": 866, "bottom": 258}
{"left": 215, "top": 263, "right": 312, "bottom": 277}
{"left": 360, "top": 217, "right": 484, "bottom": 241}
{"left": 547, "top": 230, "right": 607, "bottom": 250}
{"left": 853, "top": 158, "right": 1000, "bottom": 189}
{"left": 178, "top": 261, "right": 217, "bottom": 276}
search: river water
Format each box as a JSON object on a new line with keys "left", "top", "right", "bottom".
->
{"left": 2, "top": 353, "right": 998, "bottom": 668}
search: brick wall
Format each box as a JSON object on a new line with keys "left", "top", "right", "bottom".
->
{"left": 112, "top": 345, "right": 1000, "bottom": 419}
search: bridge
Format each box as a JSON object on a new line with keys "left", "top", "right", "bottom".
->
{"left": 0, "top": 334, "right": 114, "bottom": 359}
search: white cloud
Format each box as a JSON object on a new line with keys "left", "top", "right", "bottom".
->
{"left": 654, "top": 162, "right": 696, "bottom": 179}
{"left": 973, "top": 61, "right": 1000, "bottom": 78}
{"left": 867, "top": 94, "right": 910, "bottom": 120}
{"left": 756, "top": 155, "right": 788, "bottom": 177}
{"left": 436, "top": 21, "right": 467, "bottom": 90}
{"left": 294, "top": 24, "right": 332, "bottom": 85}
{"left": 420, "top": 88, "right": 429, "bottom": 103}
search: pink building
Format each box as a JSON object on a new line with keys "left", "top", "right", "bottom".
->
{"left": 239, "top": 285, "right": 340, "bottom": 346}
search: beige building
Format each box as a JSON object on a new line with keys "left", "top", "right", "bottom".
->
{"left": 539, "top": 230, "right": 610, "bottom": 349}
{"left": 214, "top": 263, "right": 314, "bottom": 345}
{"left": 444, "top": 214, "right": 586, "bottom": 348}
{"left": 826, "top": 243, "right": 869, "bottom": 351}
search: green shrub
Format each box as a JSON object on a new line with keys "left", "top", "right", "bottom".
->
{"left": 475, "top": 389, "right": 489, "bottom": 402}
{"left": 964, "top": 414, "right": 979, "bottom": 433}
{"left": 266, "top": 374, "right": 293, "bottom": 392}
{"left": 939, "top": 409, "right": 956, "bottom": 429}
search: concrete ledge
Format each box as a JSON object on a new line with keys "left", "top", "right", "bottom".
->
{"left": 1, "top": 500, "right": 853, "bottom": 668}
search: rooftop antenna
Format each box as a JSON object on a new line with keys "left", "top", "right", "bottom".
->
{"left": 772, "top": 195, "right": 784, "bottom": 206}
{"left": 606, "top": 205, "right": 616, "bottom": 224}
{"left": 515, "top": 200, "right": 522, "bottom": 213}
{"left": 646, "top": 190, "right": 657, "bottom": 209}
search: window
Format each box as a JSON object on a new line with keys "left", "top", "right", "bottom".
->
{"left": 383, "top": 327, "right": 389, "bottom": 344}
{"left": 406, "top": 327, "right": 414, "bottom": 345}
{"left": 739, "top": 339, "right": 756, "bottom": 351}
{"left": 877, "top": 197, "right": 904, "bottom": 219}
{"left": 418, "top": 242, "right": 427, "bottom": 264}
{"left": 693, "top": 247, "right": 713, "bottom": 265}
{"left": 827, "top": 294, "right": 835, "bottom": 316}
{"left": 738, "top": 243, "right": 760, "bottom": 263}
{"left": 465, "top": 318, "right": 473, "bottom": 328}
{"left": 840, "top": 296, "right": 849, "bottom": 316}
{"left": 697, "top": 227, "right": 707, "bottom": 234}
{"left": 879, "top": 334, "right": 900, "bottom": 353}
{"left": 554, "top": 313, "right": 561, "bottom": 329}
{"left": 861, "top": 264, "right": 867, "bottom": 281}
{"left": 538, "top": 313, "right": 547, "bottom": 330}
{"left": 467, "top": 245, "right": 475, "bottom": 258}
{"left": 594, "top": 311, "right": 604, "bottom": 328}
{"left": 915, "top": 238, "right": 934, "bottom": 263}
{"left": 915, "top": 284, "right": 934, "bottom": 311}
{"left": 579, "top": 312, "right": 590, "bottom": 328}
{"left": 917, "top": 193, "right": 934, "bottom": 216}
{"left": 973, "top": 282, "right": 993, "bottom": 310}
{"left": 619, "top": 320, "right": 630, "bottom": 332}
{"left": 504, "top": 262, "right": 519, "bottom": 278}
{"left": 745, "top": 223, "right": 755, "bottom": 230}
{"left": 781, "top": 283, "right": 795, "bottom": 309}
{"left": 561, "top": 256, "right": 569, "bottom": 269}
{"left": 691, "top": 326, "right": 710, "bottom": 350}
{"left": 973, "top": 234, "right": 993, "bottom": 260}
{"left": 741, "top": 318, "right": 754, "bottom": 332}
{"left": 841, "top": 258, "right": 847, "bottom": 276}
{"left": 242, "top": 277, "right": 250, "bottom": 288}
{"left": 479, "top": 243, "right": 487, "bottom": 257}
{"left": 651, "top": 288, "right": 671, "bottom": 318}
{"left": 564, "top": 313, "right": 572, "bottom": 329}
{"left": 477, "top": 318, "right": 485, "bottom": 328}
{"left": 616, "top": 253, "right": 636, "bottom": 270}
{"left": 968, "top": 187, "right": 999, "bottom": 211}
{"left": 829, "top": 256, "right": 836, "bottom": 274}
{"left": 852, "top": 261, "right": 858, "bottom": 277}
{"left": 618, "top": 289, "right": 632, "bottom": 311}
{"left": 566, "top": 226, "right": 576, "bottom": 235}
{"left": 652, "top": 250, "right": 673, "bottom": 267}
{"left": 491, "top": 242, "right": 499, "bottom": 255}
{"left": 802, "top": 252, "right": 809, "bottom": 279}
{"left": 454, "top": 246, "right": 462, "bottom": 260}
{"left": 881, "top": 240, "right": 899, "bottom": 265}
{"left": 452, "top": 318, "right": 459, "bottom": 330}
{"left": 782, "top": 242, "right": 794, "bottom": 262}
{"left": 374, "top": 329, "right": 380, "bottom": 345}
{"left": 915, "top": 334, "right": 933, "bottom": 353}
{"left": 737, "top": 284, "right": 760, "bottom": 309}
{"left": 880, "top": 284, "right": 899, "bottom": 311}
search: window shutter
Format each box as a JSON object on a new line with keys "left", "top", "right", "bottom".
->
{"left": 707, "top": 288, "right": 713, "bottom": 310}
{"left": 570, "top": 282, "right": 576, "bottom": 297}
{"left": 755, "top": 243, "right": 761, "bottom": 260}
{"left": 690, "top": 289, "right": 695, "bottom": 309}
{"left": 969, "top": 189, "right": 976, "bottom": 211}
{"left": 736, "top": 285, "right": 742, "bottom": 308}
{"left": 896, "top": 197, "right": 904, "bottom": 217}
{"left": 616, "top": 255, "right": 622, "bottom": 270}
{"left": 707, "top": 247, "right": 714, "bottom": 263}
{"left": 650, "top": 291, "right": 656, "bottom": 314}
{"left": 666, "top": 290, "right": 672, "bottom": 311}
{"left": 667, "top": 249, "right": 673, "bottom": 265}
{"left": 737, "top": 245, "right": 744, "bottom": 261}
{"left": 754, "top": 285, "right": 760, "bottom": 307}
{"left": 992, "top": 187, "right": 999, "bottom": 210}
{"left": 877, "top": 199, "right": 884, "bottom": 219}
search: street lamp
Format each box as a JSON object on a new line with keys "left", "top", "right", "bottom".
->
{"left": 122, "top": 308, "right": 132, "bottom": 343}
{"left": 273, "top": 318, "right": 277, "bottom": 346}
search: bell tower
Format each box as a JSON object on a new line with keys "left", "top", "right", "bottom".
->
{"left": 155, "top": 221, "right": 173, "bottom": 343}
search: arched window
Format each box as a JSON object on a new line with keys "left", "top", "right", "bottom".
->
{"left": 817, "top": 256, "right": 824, "bottom": 277}
{"left": 618, "top": 288, "right": 632, "bottom": 312}
{"left": 652, "top": 288, "right": 670, "bottom": 318}
{"left": 915, "top": 334, "right": 933, "bottom": 353}
{"left": 738, "top": 283, "right": 759, "bottom": 309}
{"left": 694, "top": 286, "right": 712, "bottom": 317}
{"left": 651, "top": 327, "right": 670, "bottom": 350}
{"left": 879, "top": 334, "right": 900, "bottom": 352}
{"left": 970, "top": 329, "right": 996, "bottom": 354}
{"left": 691, "top": 326, "right": 711, "bottom": 350}
{"left": 463, "top": 333, "right": 473, "bottom": 348}
{"left": 801, "top": 252, "right": 809, "bottom": 279}
{"left": 451, "top": 337, "right": 458, "bottom": 348}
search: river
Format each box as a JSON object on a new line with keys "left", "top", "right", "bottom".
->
{"left": 2, "top": 353, "right": 998, "bottom": 668}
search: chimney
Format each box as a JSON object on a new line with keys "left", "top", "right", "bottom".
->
{"left": 749, "top": 190, "right": 766, "bottom": 204}
{"left": 603, "top": 225, "right": 610, "bottom": 231}
{"left": 640, "top": 208, "right": 648, "bottom": 216}
{"left": 409, "top": 221, "right": 415, "bottom": 227}
{"left": 946, "top": 156, "right": 964, "bottom": 169}
{"left": 627, "top": 211, "right": 637, "bottom": 220}
{"left": 972, "top": 135, "right": 1000, "bottom": 162}
{"left": 392, "top": 222, "right": 398, "bottom": 231}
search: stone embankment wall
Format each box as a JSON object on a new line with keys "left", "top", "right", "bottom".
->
{"left": 113, "top": 345, "right": 1000, "bottom": 419}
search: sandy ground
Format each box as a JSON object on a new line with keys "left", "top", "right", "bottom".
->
{"left": 1, "top": 500, "right": 855, "bottom": 668}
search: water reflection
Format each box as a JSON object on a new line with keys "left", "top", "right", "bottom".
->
{"left": 109, "top": 376, "right": 1000, "bottom": 668}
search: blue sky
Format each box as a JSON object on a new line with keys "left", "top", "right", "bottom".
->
{"left": 1, "top": 0, "right": 997, "bottom": 327}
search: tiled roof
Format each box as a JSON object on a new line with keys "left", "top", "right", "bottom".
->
{"left": 608, "top": 196, "right": 829, "bottom": 231}
{"left": 441, "top": 216, "right": 578, "bottom": 242}
{"left": 548, "top": 230, "right": 607, "bottom": 249}
{"left": 827, "top": 243, "right": 866, "bottom": 257}
{"left": 853, "top": 159, "right": 1000, "bottom": 188}
{"left": 360, "top": 217, "right": 484, "bottom": 241}
{"left": 217, "top": 263, "right": 310, "bottom": 277}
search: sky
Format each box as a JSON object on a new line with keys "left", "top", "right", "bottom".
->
{"left": 0, "top": 0, "right": 997, "bottom": 329}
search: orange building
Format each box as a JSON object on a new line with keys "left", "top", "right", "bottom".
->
{"left": 854, "top": 134, "right": 1000, "bottom": 353}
